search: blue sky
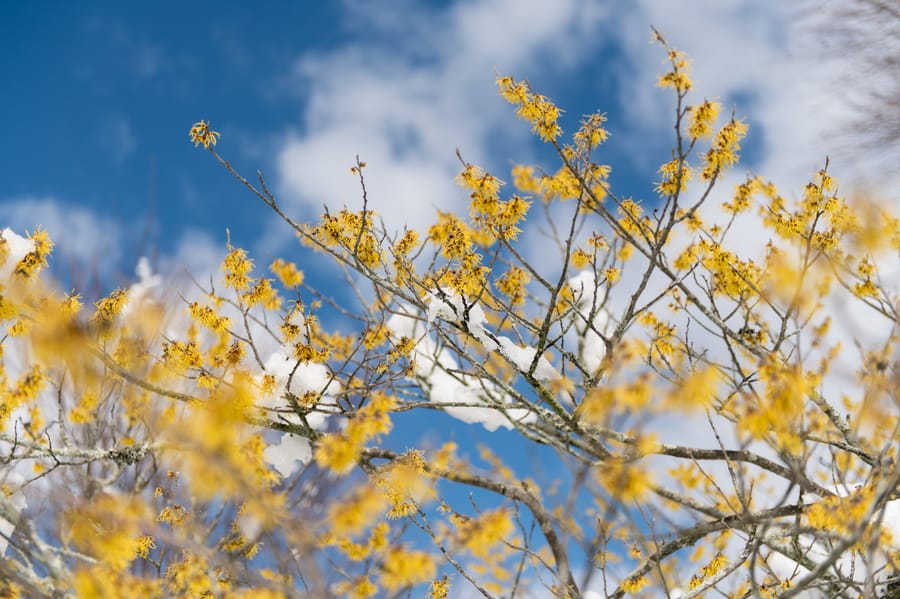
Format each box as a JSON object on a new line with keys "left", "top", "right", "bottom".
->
{"left": 5, "top": 0, "right": 860, "bottom": 291}
{"left": 3, "top": 2, "right": 344, "bottom": 284}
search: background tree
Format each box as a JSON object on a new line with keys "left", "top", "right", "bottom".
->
{"left": 799, "top": 0, "right": 900, "bottom": 174}
{"left": 0, "top": 30, "right": 899, "bottom": 598}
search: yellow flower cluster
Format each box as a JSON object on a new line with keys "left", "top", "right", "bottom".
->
{"left": 390, "top": 228, "right": 420, "bottom": 286}
{"left": 310, "top": 209, "right": 382, "bottom": 269}
{"left": 330, "top": 521, "right": 389, "bottom": 562}
{"left": 496, "top": 75, "right": 563, "bottom": 142}
{"left": 14, "top": 228, "right": 53, "bottom": 278}
{"left": 314, "top": 392, "right": 396, "bottom": 474}
{"left": 333, "top": 576, "right": 377, "bottom": 599}
{"left": 428, "top": 576, "right": 451, "bottom": 599}
{"left": 687, "top": 99, "right": 720, "bottom": 140}
{"left": 667, "top": 367, "right": 720, "bottom": 411}
{"left": 621, "top": 575, "right": 650, "bottom": 593}
{"left": 244, "top": 277, "right": 280, "bottom": 310}
{"left": 688, "top": 552, "right": 728, "bottom": 590}
{"left": 696, "top": 239, "right": 761, "bottom": 298}
{"left": 655, "top": 158, "right": 692, "bottom": 197}
{"left": 762, "top": 170, "right": 858, "bottom": 259}
{"left": 372, "top": 450, "right": 435, "bottom": 519}
{"left": 573, "top": 112, "right": 610, "bottom": 151}
{"left": 89, "top": 288, "right": 129, "bottom": 328}
{"left": 292, "top": 341, "right": 329, "bottom": 363}
{"left": 848, "top": 198, "right": 900, "bottom": 253}
{"left": 455, "top": 507, "right": 515, "bottom": 559}
{"left": 65, "top": 495, "right": 150, "bottom": 573}
{"left": 188, "top": 302, "right": 231, "bottom": 333}
{"left": 639, "top": 310, "right": 677, "bottom": 360}
{"left": 161, "top": 340, "right": 203, "bottom": 374}
{"left": 380, "top": 547, "right": 437, "bottom": 592}
{"left": 723, "top": 175, "right": 761, "bottom": 214}
{"left": 269, "top": 258, "right": 304, "bottom": 288}
{"left": 165, "top": 552, "right": 221, "bottom": 597}
{"left": 0, "top": 292, "right": 15, "bottom": 322}
{"left": 578, "top": 374, "right": 654, "bottom": 425}
{"left": 509, "top": 162, "right": 610, "bottom": 211}
{"left": 279, "top": 305, "right": 305, "bottom": 340}
{"left": 656, "top": 48, "right": 693, "bottom": 93}
{"left": 596, "top": 458, "right": 653, "bottom": 501}
{"left": 61, "top": 292, "right": 83, "bottom": 318}
{"left": 511, "top": 164, "right": 540, "bottom": 193}
{"left": 429, "top": 211, "right": 474, "bottom": 260}
{"left": 376, "top": 335, "right": 416, "bottom": 376}
{"left": 457, "top": 164, "right": 531, "bottom": 241}
{"left": 223, "top": 246, "right": 254, "bottom": 291}
{"left": 617, "top": 198, "right": 654, "bottom": 239}
{"left": 69, "top": 390, "right": 100, "bottom": 424}
{"left": 157, "top": 504, "right": 187, "bottom": 530}
{"left": 737, "top": 360, "right": 815, "bottom": 454}
{"left": 392, "top": 228, "right": 419, "bottom": 258}
{"left": 0, "top": 365, "right": 44, "bottom": 428}
{"left": 188, "top": 120, "right": 220, "bottom": 149}
{"left": 806, "top": 485, "right": 877, "bottom": 542}
{"left": 605, "top": 267, "right": 620, "bottom": 285}
{"left": 543, "top": 166, "right": 582, "bottom": 201}
{"left": 496, "top": 265, "right": 531, "bottom": 307}
{"left": 701, "top": 118, "right": 748, "bottom": 180}
{"left": 326, "top": 484, "right": 390, "bottom": 538}
{"left": 437, "top": 252, "right": 490, "bottom": 296}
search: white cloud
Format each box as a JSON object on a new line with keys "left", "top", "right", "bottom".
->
{"left": 264, "top": 433, "right": 312, "bottom": 478}
{"left": 274, "top": 0, "right": 611, "bottom": 234}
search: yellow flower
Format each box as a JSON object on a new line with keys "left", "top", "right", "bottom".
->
{"left": 188, "top": 120, "right": 220, "bottom": 149}
{"left": 701, "top": 119, "right": 748, "bottom": 180}
{"left": 14, "top": 228, "right": 54, "bottom": 277}
{"left": 428, "top": 576, "right": 450, "bottom": 599}
{"left": 270, "top": 258, "right": 304, "bottom": 287}
{"left": 314, "top": 433, "right": 362, "bottom": 475}
{"left": 188, "top": 302, "right": 231, "bottom": 333}
{"left": 496, "top": 266, "right": 531, "bottom": 307}
{"left": 380, "top": 547, "right": 436, "bottom": 591}
{"left": 222, "top": 246, "right": 254, "bottom": 291}
{"left": 621, "top": 575, "right": 649, "bottom": 593}
{"left": 328, "top": 485, "right": 389, "bottom": 538}
{"left": 596, "top": 458, "right": 653, "bottom": 501}
{"left": 497, "top": 75, "right": 564, "bottom": 142}
{"left": 687, "top": 99, "right": 720, "bottom": 139}
{"left": 605, "top": 267, "right": 620, "bottom": 285}
{"left": 655, "top": 158, "right": 692, "bottom": 197}
{"left": 457, "top": 507, "right": 515, "bottom": 559}
{"left": 89, "top": 288, "right": 129, "bottom": 328}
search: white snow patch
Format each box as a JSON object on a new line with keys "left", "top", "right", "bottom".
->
{"left": 260, "top": 349, "right": 341, "bottom": 431}
{"left": 263, "top": 433, "right": 313, "bottom": 478}
{"left": 391, "top": 297, "right": 541, "bottom": 431}
{"left": 497, "top": 336, "right": 559, "bottom": 381}
{"left": 567, "top": 270, "right": 612, "bottom": 375}
{"left": 0, "top": 228, "right": 35, "bottom": 281}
